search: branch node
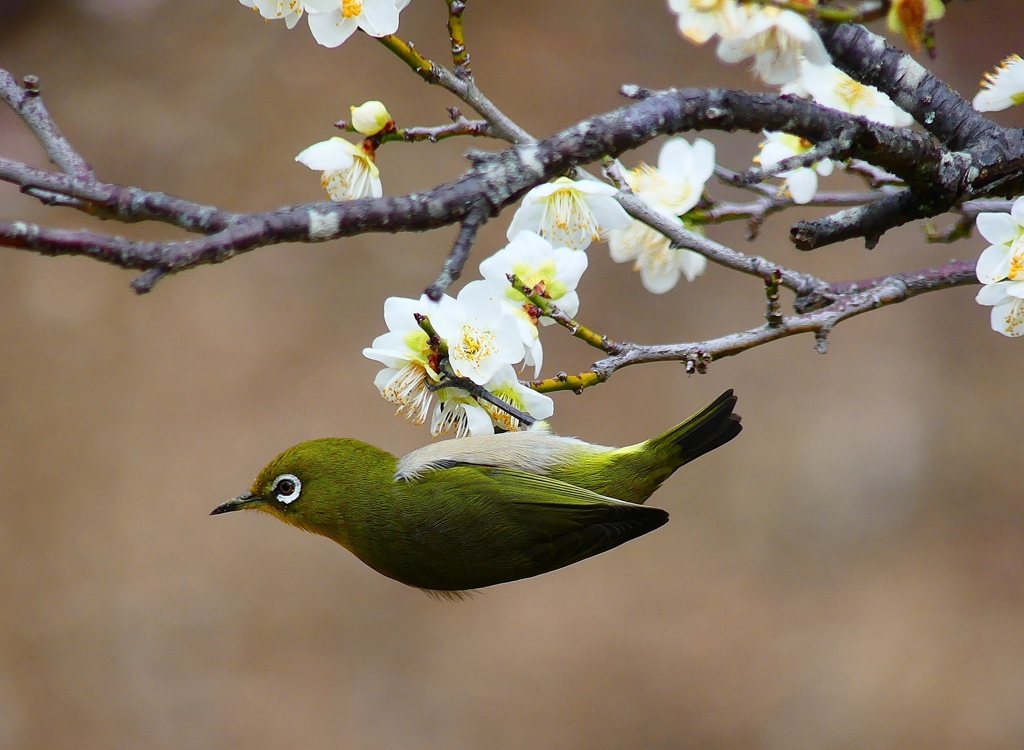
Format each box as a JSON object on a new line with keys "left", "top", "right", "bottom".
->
{"left": 765, "top": 268, "right": 783, "bottom": 327}
{"left": 21, "top": 75, "right": 40, "bottom": 96}
{"left": 814, "top": 329, "right": 830, "bottom": 354}
{"left": 425, "top": 201, "right": 489, "bottom": 300}
{"left": 130, "top": 267, "right": 167, "bottom": 294}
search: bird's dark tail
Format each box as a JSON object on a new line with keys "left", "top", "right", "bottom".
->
{"left": 649, "top": 389, "right": 742, "bottom": 469}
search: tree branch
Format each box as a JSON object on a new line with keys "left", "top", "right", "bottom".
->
{"left": 530, "top": 261, "right": 978, "bottom": 393}
{"left": 0, "top": 71, "right": 92, "bottom": 177}
{"left": 425, "top": 198, "right": 489, "bottom": 300}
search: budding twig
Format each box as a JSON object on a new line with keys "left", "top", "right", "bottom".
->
{"left": 507, "top": 273, "right": 621, "bottom": 354}
{"left": 445, "top": 0, "right": 471, "bottom": 78}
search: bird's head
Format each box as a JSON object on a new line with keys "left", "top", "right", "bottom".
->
{"left": 210, "top": 438, "right": 396, "bottom": 532}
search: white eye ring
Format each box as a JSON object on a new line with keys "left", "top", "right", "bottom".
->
{"left": 272, "top": 473, "right": 302, "bottom": 504}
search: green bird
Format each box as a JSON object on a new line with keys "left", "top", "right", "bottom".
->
{"left": 212, "top": 390, "right": 741, "bottom": 595}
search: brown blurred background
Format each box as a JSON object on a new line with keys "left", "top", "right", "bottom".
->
{"left": 0, "top": 1, "right": 1021, "bottom": 747}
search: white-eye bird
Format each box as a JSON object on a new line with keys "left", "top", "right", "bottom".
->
{"left": 212, "top": 390, "right": 741, "bottom": 595}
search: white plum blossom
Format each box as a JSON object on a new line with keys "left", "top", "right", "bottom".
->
{"left": 304, "top": 0, "right": 409, "bottom": 48}
{"left": 350, "top": 100, "right": 392, "bottom": 136}
{"left": 506, "top": 177, "right": 631, "bottom": 251}
{"left": 973, "top": 54, "right": 1024, "bottom": 113}
{"left": 756, "top": 132, "right": 833, "bottom": 205}
{"left": 295, "top": 137, "right": 382, "bottom": 201}
{"left": 976, "top": 281, "right": 1024, "bottom": 338}
{"left": 480, "top": 231, "right": 589, "bottom": 324}
{"left": 239, "top": 0, "right": 305, "bottom": 28}
{"left": 430, "top": 387, "right": 493, "bottom": 438}
{"left": 793, "top": 62, "right": 914, "bottom": 127}
{"left": 667, "top": 0, "right": 749, "bottom": 45}
{"left": 429, "top": 281, "right": 525, "bottom": 385}
{"left": 363, "top": 295, "right": 443, "bottom": 426}
{"left": 716, "top": 6, "right": 830, "bottom": 85}
{"left": 624, "top": 137, "right": 716, "bottom": 217}
{"left": 608, "top": 209, "right": 707, "bottom": 294}
{"left": 975, "top": 198, "right": 1024, "bottom": 283}
{"left": 482, "top": 365, "right": 555, "bottom": 432}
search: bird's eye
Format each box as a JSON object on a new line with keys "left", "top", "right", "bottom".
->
{"left": 273, "top": 473, "right": 302, "bottom": 504}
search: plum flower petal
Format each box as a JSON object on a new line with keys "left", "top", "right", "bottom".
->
{"left": 240, "top": 0, "right": 305, "bottom": 28}
{"left": 716, "top": 6, "right": 830, "bottom": 85}
{"left": 363, "top": 294, "right": 444, "bottom": 425}
{"left": 480, "top": 231, "right": 588, "bottom": 323}
{"left": 506, "top": 178, "right": 630, "bottom": 250}
{"left": 429, "top": 281, "right": 525, "bottom": 385}
{"left": 667, "top": 0, "right": 749, "bottom": 44}
{"left": 625, "top": 137, "right": 716, "bottom": 217}
{"left": 608, "top": 209, "right": 706, "bottom": 294}
{"left": 304, "top": 0, "right": 404, "bottom": 48}
{"left": 974, "top": 55, "right": 1024, "bottom": 113}
{"left": 430, "top": 388, "right": 494, "bottom": 438}
{"left": 796, "top": 62, "right": 913, "bottom": 127}
{"left": 974, "top": 197, "right": 1024, "bottom": 284}
{"left": 756, "top": 132, "right": 833, "bottom": 205}
{"left": 976, "top": 281, "right": 1024, "bottom": 337}
{"left": 295, "top": 137, "right": 381, "bottom": 200}
{"left": 482, "top": 365, "right": 555, "bottom": 432}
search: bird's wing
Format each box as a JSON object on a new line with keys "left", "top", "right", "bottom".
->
{"left": 483, "top": 468, "right": 669, "bottom": 574}
{"left": 393, "top": 430, "right": 607, "bottom": 481}
{"left": 407, "top": 465, "right": 668, "bottom": 581}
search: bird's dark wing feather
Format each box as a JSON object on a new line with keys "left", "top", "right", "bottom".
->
{"left": 482, "top": 468, "right": 669, "bottom": 576}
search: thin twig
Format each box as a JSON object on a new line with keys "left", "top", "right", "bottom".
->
{"left": 445, "top": 0, "right": 471, "bottom": 77}
{"left": 434, "top": 374, "right": 536, "bottom": 427}
{"left": 335, "top": 113, "right": 494, "bottom": 144}
{"left": 425, "top": 199, "right": 490, "bottom": 300}
{"left": 508, "top": 273, "right": 621, "bottom": 354}
{"left": 0, "top": 70, "right": 92, "bottom": 177}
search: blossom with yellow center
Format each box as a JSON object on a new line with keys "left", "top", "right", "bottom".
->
{"left": 608, "top": 209, "right": 707, "bottom": 295}
{"left": 716, "top": 6, "right": 830, "bottom": 85}
{"left": 976, "top": 281, "right": 1024, "bottom": 338}
{"left": 430, "top": 281, "right": 525, "bottom": 386}
{"left": 793, "top": 61, "right": 913, "bottom": 127}
{"left": 506, "top": 177, "right": 630, "bottom": 251}
{"left": 887, "top": 0, "right": 944, "bottom": 52}
{"left": 973, "top": 54, "right": 1024, "bottom": 113}
{"left": 667, "top": 0, "right": 750, "bottom": 45}
{"left": 304, "top": 0, "right": 409, "bottom": 48}
{"left": 480, "top": 231, "right": 588, "bottom": 324}
{"left": 975, "top": 197, "right": 1024, "bottom": 284}
{"left": 295, "top": 137, "right": 382, "bottom": 201}
{"left": 363, "top": 295, "right": 445, "bottom": 426}
{"left": 481, "top": 365, "right": 554, "bottom": 433}
{"left": 755, "top": 131, "right": 834, "bottom": 205}
{"left": 430, "top": 388, "right": 493, "bottom": 438}
{"left": 624, "top": 137, "right": 716, "bottom": 217}
{"left": 239, "top": 0, "right": 306, "bottom": 29}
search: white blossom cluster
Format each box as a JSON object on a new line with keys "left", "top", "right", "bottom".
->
{"left": 239, "top": 0, "right": 1020, "bottom": 439}
{"left": 975, "top": 197, "right": 1024, "bottom": 337}
{"left": 359, "top": 134, "right": 730, "bottom": 437}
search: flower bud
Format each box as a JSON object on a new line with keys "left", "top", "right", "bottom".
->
{"left": 350, "top": 101, "right": 392, "bottom": 136}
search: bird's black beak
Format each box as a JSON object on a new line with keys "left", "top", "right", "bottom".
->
{"left": 210, "top": 492, "right": 261, "bottom": 515}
